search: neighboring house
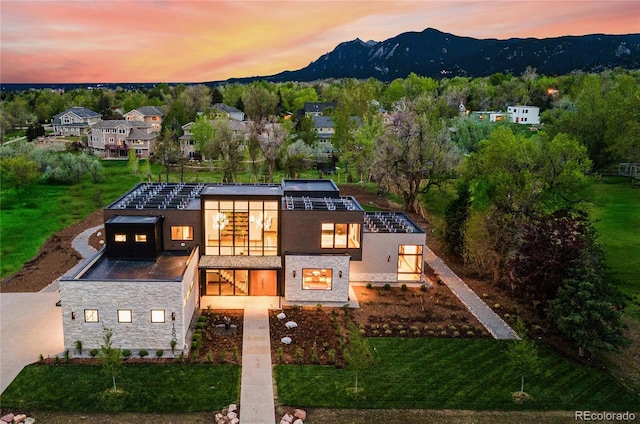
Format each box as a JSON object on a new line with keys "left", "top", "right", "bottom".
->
{"left": 124, "top": 106, "right": 164, "bottom": 132}
{"left": 52, "top": 107, "right": 102, "bottom": 136}
{"left": 312, "top": 115, "right": 336, "bottom": 155}
{"left": 507, "top": 106, "right": 540, "bottom": 125}
{"left": 303, "top": 102, "right": 336, "bottom": 117}
{"left": 60, "top": 179, "right": 425, "bottom": 353}
{"left": 89, "top": 120, "right": 157, "bottom": 159}
{"left": 469, "top": 110, "right": 509, "bottom": 123}
{"left": 213, "top": 103, "right": 245, "bottom": 121}
{"left": 179, "top": 119, "right": 250, "bottom": 160}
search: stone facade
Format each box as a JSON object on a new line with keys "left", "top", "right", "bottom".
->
{"left": 60, "top": 247, "right": 199, "bottom": 353}
{"left": 284, "top": 254, "right": 350, "bottom": 303}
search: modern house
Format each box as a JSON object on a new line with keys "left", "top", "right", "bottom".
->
{"left": 124, "top": 106, "right": 164, "bottom": 133}
{"left": 52, "top": 107, "right": 102, "bottom": 136}
{"left": 179, "top": 118, "right": 250, "bottom": 160}
{"left": 88, "top": 120, "right": 157, "bottom": 159}
{"left": 60, "top": 179, "right": 425, "bottom": 354}
{"left": 507, "top": 106, "right": 540, "bottom": 124}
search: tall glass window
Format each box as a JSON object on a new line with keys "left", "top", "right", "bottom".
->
{"left": 205, "top": 200, "right": 278, "bottom": 256}
{"left": 397, "top": 245, "right": 423, "bottom": 281}
{"left": 321, "top": 223, "right": 361, "bottom": 249}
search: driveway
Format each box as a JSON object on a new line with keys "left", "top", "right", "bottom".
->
{"left": 0, "top": 292, "right": 64, "bottom": 394}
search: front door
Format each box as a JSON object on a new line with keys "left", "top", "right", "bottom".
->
{"left": 249, "top": 270, "right": 278, "bottom": 296}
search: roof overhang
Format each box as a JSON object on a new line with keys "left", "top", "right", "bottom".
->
{"left": 199, "top": 255, "right": 282, "bottom": 269}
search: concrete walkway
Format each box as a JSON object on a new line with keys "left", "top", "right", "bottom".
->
{"left": 424, "top": 246, "right": 518, "bottom": 340}
{"left": 204, "top": 296, "right": 277, "bottom": 424}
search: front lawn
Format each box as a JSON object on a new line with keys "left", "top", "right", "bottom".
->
{"left": 275, "top": 338, "right": 639, "bottom": 411}
{"left": 0, "top": 363, "right": 240, "bottom": 413}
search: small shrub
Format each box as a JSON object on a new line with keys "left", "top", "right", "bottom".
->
{"left": 397, "top": 324, "right": 404, "bottom": 330}
{"left": 328, "top": 349, "right": 335, "bottom": 363}
{"left": 122, "top": 349, "right": 131, "bottom": 358}
{"left": 54, "top": 356, "right": 59, "bottom": 365}
{"left": 512, "top": 391, "right": 534, "bottom": 404}
{"left": 196, "top": 321, "right": 206, "bottom": 329}
{"left": 89, "top": 349, "right": 99, "bottom": 358}
{"left": 428, "top": 330, "right": 435, "bottom": 336}
{"left": 316, "top": 303, "right": 323, "bottom": 310}
{"left": 220, "top": 349, "right": 227, "bottom": 363}
{"left": 342, "top": 303, "right": 350, "bottom": 316}
{"left": 420, "top": 284, "right": 427, "bottom": 292}
{"left": 385, "top": 330, "right": 393, "bottom": 335}
{"left": 38, "top": 354, "right": 44, "bottom": 364}
{"left": 310, "top": 344, "right": 319, "bottom": 364}
{"left": 156, "top": 349, "right": 163, "bottom": 358}
{"left": 64, "top": 350, "right": 70, "bottom": 364}
{"left": 232, "top": 346, "right": 239, "bottom": 364}
{"left": 449, "top": 325, "right": 457, "bottom": 331}
{"left": 205, "top": 350, "right": 214, "bottom": 363}
{"left": 139, "top": 350, "right": 149, "bottom": 358}
{"left": 178, "top": 352, "right": 185, "bottom": 363}
{"left": 366, "top": 283, "right": 372, "bottom": 289}
{"left": 75, "top": 340, "right": 83, "bottom": 355}
{"left": 436, "top": 278, "right": 444, "bottom": 286}
{"left": 399, "top": 330, "right": 407, "bottom": 336}
{"left": 453, "top": 331, "right": 460, "bottom": 337}
{"left": 493, "top": 303, "right": 501, "bottom": 309}
{"left": 382, "top": 323, "right": 390, "bottom": 330}
{"left": 295, "top": 347, "right": 303, "bottom": 364}
{"left": 413, "top": 330, "right": 420, "bottom": 336}
{"left": 191, "top": 348, "right": 200, "bottom": 361}
{"left": 423, "top": 325, "right": 430, "bottom": 331}
{"left": 383, "top": 283, "right": 391, "bottom": 290}
{"left": 467, "top": 331, "right": 475, "bottom": 336}
{"left": 198, "top": 315, "right": 207, "bottom": 322}
{"left": 277, "top": 347, "right": 284, "bottom": 364}
{"left": 401, "top": 284, "right": 408, "bottom": 291}
{"left": 482, "top": 293, "right": 489, "bottom": 298}
{"left": 440, "top": 330, "right": 447, "bottom": 336}
{"left": 372, "top": 330, "right": 380, "bottom": 336}
{"left": 170, "top": 339, "right": 177, "bottom": 353}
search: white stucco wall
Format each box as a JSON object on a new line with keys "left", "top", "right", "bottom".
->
{"left": 284, "top": 254, "right": 350, "bottom": 303}
{"left": 349, "top": 232, "right": 426, "bottom": 283}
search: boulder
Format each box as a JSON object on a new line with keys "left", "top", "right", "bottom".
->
{"left": 227, "top": 411, "right": 238, "bottom": 420}
{"left": 281, "top": 413, "right": 294, "bottom": 423}
{"left": 285, "top": 321, "right": 298, "bottom": 329}
{"left": 214, "top": 412, "right": 224, "bottom": 421}
{"left": 293, "top": 420, "right": 304, "bottom": 424}
{"left": 12, "top": 415, "right": 26, "bottom": 424}
{"left": 276, "top": 312, "right": 286, "bottom": 320}
{"left": 228, "top": 403, "right": 237, "bottom": 413}
{"left": 230, "top": 418, "right": 239, "bottom": 424}
{"left": 0, "top": 414, "right": 14, "bottom": 424}
{"left": 294, "top": 409, "right": 307, "bottom": 420}
{"left": 22, "top": 419, "right": 34, "bottom": 424}
{"left": 281, "top": 336, "right": 292, "bottom": 344}
{"left": 216, "top": 420, "right": 226, "bottom": 424}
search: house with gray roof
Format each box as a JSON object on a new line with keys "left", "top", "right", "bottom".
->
{"left": 124, "top": 106, "right": 164, "bottom": 133}
{"left": 52, "top": 107, "right": 102, "bottom": 136}
{"left": 89, "top": 120, "right": 157, "bottom": 159}
{"left": 213, "top": 103, "right": 245, "bottom": 121}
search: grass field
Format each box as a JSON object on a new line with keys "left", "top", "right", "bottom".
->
{"left": 589, "top": 176, "right": 640, "bottom": 318}
{"left": 275, "top": 338, "right": 639, "bottom": 411}
{"left": 0, "top": 363, "right": 240, "bottom": 413}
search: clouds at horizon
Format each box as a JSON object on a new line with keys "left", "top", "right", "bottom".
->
{"left": 1, "top": 0, "right": 638, "bottom": 83}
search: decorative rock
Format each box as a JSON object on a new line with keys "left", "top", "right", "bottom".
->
{"left": 22, "top": 419, "right": 35, "bottom": 424}
{"left": 1, "top": 414, "right": 14, "bottom": 424}
{"left": 293, "top": 420, "right": 304, "bottom": 424}
{"left": 276, "top": 312, "right": 286, "bottom": 320}
{"left": 216, "top": 420, "right": 225, "bottom": 424}
{"left": 214, "top": 412, "right": 223, "bottom": 421}
{"left": 12, "top": 415, "right": 26, "bottom": 424}
{"left": 227, "top": 411, "right": 238, "bottom": 420}
{"left": 285, "top": 321, "right": 298, "bottom": 329}
{"left": 281, "top": 413, "right": 294, "bottom": 423}
{"left": 230, "top": 418, "right": 239, "bottom": 424}
{"left": 294, "top": 409, "right": 307, "bottom": 420}
{"left": 228, "top": 403, "right": 237, "bottom": 413}
{"left": 281, "top": 336, "right": 292, "bottom": 344}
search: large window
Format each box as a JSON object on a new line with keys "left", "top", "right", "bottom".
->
{"left": 150, "top": 310, "right": 165, "bottom": 323}
{"left": 302, "top": 269, "right": 332, "bottom": 290}
{"left": 118, "top": 309, "right": 132, "bottom": 323}
{"left": 398, "top": 245, "right": 423, "bottom": 281}
{"left": 205, "top": 200, "right": 278, "bottom": 256}
{"left": 321, "top": 223, "right": 361, "bottom": 248}
{"left": 171, "top": 226, "right": 194, "bottom": 241}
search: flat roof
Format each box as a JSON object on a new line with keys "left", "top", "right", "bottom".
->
{"left": 80, "top": 251, "right": 191, "bottom": 281}
{"left": 201, "top": 184, "right": 282, "bottom": 197}
{"left": 364, "top": 212, "right": 425, "bottom": 234}
{"left": 281, "top": 179, "right": 339, "bottom": 193}
{"left": 106, "top": 182, "right": 205, "bottom": 211}
{"left": 283, "top": 196, "right": 363, "bottom": 211}
{"left": 106, "top": 215, "right": 161, "bottom": 225}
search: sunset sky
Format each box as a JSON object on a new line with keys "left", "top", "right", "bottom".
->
{"left": 1, "top": 1, "right": 638, "bottom": 83}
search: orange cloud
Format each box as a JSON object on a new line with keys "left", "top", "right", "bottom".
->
{"left": 1, "top": 1, "right": 638, "bottom": 83}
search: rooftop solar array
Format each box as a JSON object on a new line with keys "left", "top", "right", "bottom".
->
{"left": 111, "top": 182, "right": 205, "bottom": 210}
{"left": 283, "top": 196, "right": 362, "bottom": 211}
{"left": 364, "top": 212, "right": 423, "bottom": 233}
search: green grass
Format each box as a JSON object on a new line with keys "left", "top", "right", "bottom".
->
{"left": 275, "top": 339, "right": 639, "bottom": 411}
{"left": 0, "top": 364, "right": 240, "bottom": 413}
{"left": 589, "top": 176, "right": 640, "bottom": 318}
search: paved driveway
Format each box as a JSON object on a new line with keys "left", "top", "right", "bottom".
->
{"left": 0, "top": 292, "right": 64, "bottom": 394}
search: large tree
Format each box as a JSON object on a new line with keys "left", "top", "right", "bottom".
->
{"left": 191, "top": 115, "right": 217, "bottom": 171}
{"left": 373, "top": 99, "right": 461, "bottom": 212}
{"left": 242, "top": 84, "right": 278, "bottom": 122}
{"left": 255, "top": 119, "right": 288, "bottom": 183}
{"left": 0, "top": 155, "right": 41, "bottom": 198}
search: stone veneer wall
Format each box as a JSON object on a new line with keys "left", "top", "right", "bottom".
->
{"left": 349, "top": 232, "right": 426, "bottom": 283}
{"left": 284, "top": 255, "right": 350, "bottom": 303}
{"left": 60, "top": 248, "right": 199, "bottom": 354}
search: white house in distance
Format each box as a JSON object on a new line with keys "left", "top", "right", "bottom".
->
{"left": 89, "top": 120, "right": 157, "bottom": 159}
{"left": 507, "top": 106, "right": 540, "bottom": 124}
{"left": 124, "top": 106, "right": 164, "bottom": 133}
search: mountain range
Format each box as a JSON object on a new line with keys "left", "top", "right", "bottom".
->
{"left": 224, "top": 28, "right": 640, "bottom": 84}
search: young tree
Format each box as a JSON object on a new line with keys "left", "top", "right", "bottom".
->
{"left": 139, "top": 158, "right": 152, "bottom": 182}
{"left": 0, "top": 155, "right": 41, "bottom": 198}
{"left": 127, "top": 149, "right": 139, "bottom": 175}
{"left": 443, "top": 180, "right": 472, "bottom": 257}
{"left": 506, "top": 318, "right": 540, "bottom": 398}
{"left": 343, "top": 321, "right": 372, "bottom": 394}
{"left": 154, "top": 127, "right": 181, "bottom": 182}
{"left": 98, "top": 327, "right": 123, "bottom": 392}
{"left": 191, "top": 115, "right": 216, "bottom": 171}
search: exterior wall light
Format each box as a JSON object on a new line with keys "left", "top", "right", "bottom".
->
{"left": 387, "top": 255, "right": 391, "bottom": 262}
{"left": 339, "top": 271, "right": 343, "bottom": 278}
{"left": 71, "top": 312, "right": 76, "bottom": 320}
{"left": 171, "top": 312, "right": 176, "bottom": 321}
{"left": 292, "top": 270, "right": 296, "bottom": 278}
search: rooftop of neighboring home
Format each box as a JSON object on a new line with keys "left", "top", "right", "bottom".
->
{"left": 304, "top": 102, "right": 336, "bottom": 114}
{"left": 92, "top": 120, "right": 151, "bottom": 129}
{"left": 213, "top": 103, "right": 243, "bottom": 115}
{"left": 79, "top": 250, "right": 191, "bottom": 281}
{"left": 53, "top": 107, "right": 101, "bottom": 119}
{"left": 132, "top": 106, "right": 164, "bottom": 117}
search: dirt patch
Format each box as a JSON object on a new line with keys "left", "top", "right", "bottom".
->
{"left": 0, "top": 209, "right": 104, "bottom": 293}
{"left": 189, "top": 309, "right": 243, "bottom": 364}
